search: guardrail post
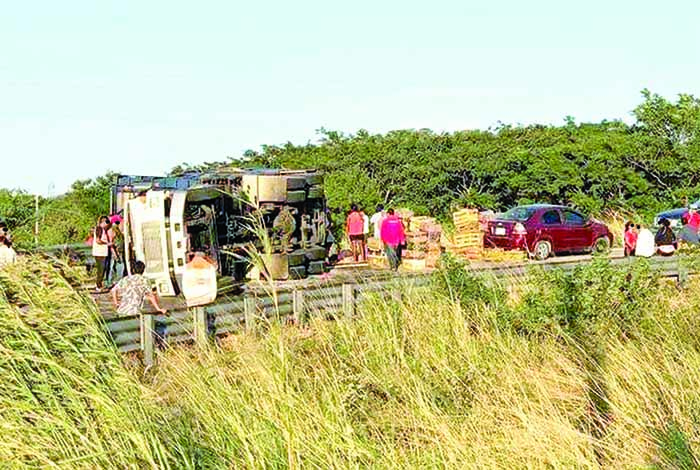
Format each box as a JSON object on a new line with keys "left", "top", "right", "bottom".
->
{"left": 193, "top": 307, "right": 208, "bottom": 348}
{"left": 678, "top": 255, "right": 688, "bottom": 289}
{"left": 140, "top": 313, "right": 155, "bottom": 367}
{"left": 244, "top": 295, "right": 257, "bottom": 333}
{"left": 293, "top": 289, "right": 305, "bottom": 324}
{"left": 342, "top": 284, "right": 355, "bottom": 320}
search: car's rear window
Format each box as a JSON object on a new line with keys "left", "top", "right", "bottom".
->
{"left": 503, "top": 207, "right": 537, "bottom": 222}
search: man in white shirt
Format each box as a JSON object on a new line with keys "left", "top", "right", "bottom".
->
{"left": 369, "top": 204, "right": 386, "bottom": 240}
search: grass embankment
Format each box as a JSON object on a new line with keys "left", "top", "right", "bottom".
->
{"left": 1, "top": 257, "right": 700, "bottom": 468}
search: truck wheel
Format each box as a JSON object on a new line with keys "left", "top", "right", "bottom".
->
{"left": 305, "top": 246, "right": 327, "bottom": 261}
{"left": 289, "top": 265, "right": 307, "bottom": 279}
{"left": 286, "top": 190, "right": 306, "bottom": 203}
{"left": 307, "top": 260, "right": 325, "bottom": 275}
{"left": 286, "top": 177, "right": 307, "bottom": 191}
{"left": 306, "top": 174, "right": 322, "bottom": 186}
{"left": 288, "top": 250, "right": 306, "bottom": 267}
{"left": 534, "top": 240, "right": 552, "bottom": 260}
{"left": 307, "top": 185, "right": 323, "bottom": 199}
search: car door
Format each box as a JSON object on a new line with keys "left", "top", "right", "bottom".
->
{"left": 539, "top": 209, "right": 565, "bottom": 251}
{"left": 561, "top": 209, "right": 591, "bottom": 251}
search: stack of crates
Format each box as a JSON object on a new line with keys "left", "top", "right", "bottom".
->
{"left": 367, "top": 236, "right": 388, "bottom": 269}
{"left": 447, "top": 208, "right": 483, "bottom": 259}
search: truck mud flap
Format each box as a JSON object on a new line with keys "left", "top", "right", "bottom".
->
{"left": 286, "top": 190, "right": 306, "bottom": 203}
{"left": 307, "top": 185, "right": 323, "bottom": 199}
{"left": 286, "top": 177, "right": 307, "bottom": 191}
{"left": 307, "top": 260, "right": 325, "bottom": 275}
{"left": 289, "top": 265, "right": 307, "bottom": 279}
{"left": 305, "top": 246, "right": 327, "bottom": 261}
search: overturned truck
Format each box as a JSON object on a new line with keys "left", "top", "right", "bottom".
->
{"left": 113, "top": 169, "right": 330, "bottom": 297}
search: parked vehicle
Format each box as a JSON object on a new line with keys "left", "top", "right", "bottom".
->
{"left": 483, "top": 204, "right": 613, "bottom": 260}
{"left": 654, "top": 199, "right": 700, "bottom": 229}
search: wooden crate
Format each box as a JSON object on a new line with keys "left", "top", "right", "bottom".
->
{"left": 455, "top": 221, "right": 480, "bottom": 232}
{"left": 453, "top": 209, "right": 479, "bottom": 223}
{"left": 453, "top": 233, "right": 483, "bottom": 248}
{"left": 409, "top": 216, "right": 435, "bottom": 232}
{"left": 401, "top": 258, "right": 426, "bottom": 271}
{"left": 406, "top": 234, "right": 429, "bottom": 244}
{"left": 402, "top": 249, "right": 426, "bottom": 259}
{"left": 425, "top": 253, "right": 441, "bottom": 268}
{"left": 368, "top": 254, "right": 389, "bottom": 269}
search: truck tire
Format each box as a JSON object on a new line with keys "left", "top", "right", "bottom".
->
{"left": 288, "top": 250, "right": 306, "bottom": 267}
{"left": 307, "top": 260, "right": 325, "bottom": 275}
{"left": 305, "top": 174, "right": 322, "bottom": 186}
{"left": 305, "top": 245, "right": 327, "bottom": 262}
{"left": 286, "top": 177, "right": 307, "bottom": 191}
{"left": 289, "top": 265, "right": 307, "bottom": 279}
{"left": 286, "top": 190, "right": 306, "bottom": 203}
{"left": 307, "top": 185, "right": 323, "bottom": 199}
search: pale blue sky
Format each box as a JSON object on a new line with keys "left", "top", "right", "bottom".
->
{"left": 1, "top": 0, "right": 698, "bottom": 195}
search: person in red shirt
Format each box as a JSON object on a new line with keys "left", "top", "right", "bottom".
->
{"left": 687, "top": 207, "right": 700, "bottom": 233}
{"left": 623, "top": 220, "right": 638, "bottom": 256}
{"left": 380, "top": 208, "right": 406, "bottom": 271}
{"left": 346, "top": 204, "right": 366, "bottom": 262}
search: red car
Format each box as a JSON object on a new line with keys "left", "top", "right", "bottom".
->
{"left": 483, "top": 204, "right": 613, "bottom": 260}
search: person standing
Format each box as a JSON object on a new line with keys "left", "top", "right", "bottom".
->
{"left": 108, "top": 217, "right": 126, "bottom": 285}
{"left": 361, "top": 208, "right": 370, "bottom": 259}
{"left": 346, "top": 204, "right": 366, "bottom": 262}
{"left": 380, "top": 208, "right": 406, "bottom": 271}
{"left": 370, "top": 204, "right": 386, "bottom": 240}
{"left": 687, "top": 206, "right": 700, "bottom": 234}
{"left": 678, "top": 213, "right": 700, "bottom": 245}
{"left": 92, "top": 216, "right": 112, "bottom": 292}
{"left": 111, "top": 260, "right": 167, "bottom": 316}
{"left": 623, "top": 221, "right": 638, "bottom": 256}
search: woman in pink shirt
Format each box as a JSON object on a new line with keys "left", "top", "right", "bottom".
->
{"left": 380, "top": 208, "right": 406, "bottom": 271}
{"left": 346, "top": 204, "right": 366, "bottom": 262}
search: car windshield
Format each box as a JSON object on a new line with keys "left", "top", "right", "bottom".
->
{"left": 503, "top": 207, "right": 537, "bottom": 222}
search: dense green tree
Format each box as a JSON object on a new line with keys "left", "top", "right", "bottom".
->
{"left": 3, "top": 90, "right": 699, "bottom": 247}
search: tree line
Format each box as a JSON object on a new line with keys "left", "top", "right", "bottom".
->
{"left": 1, "top": 90, "right": 699, "bottom": 248}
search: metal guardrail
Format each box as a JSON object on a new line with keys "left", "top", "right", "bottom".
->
{"left": 103, "top": 254, "right": 693, "bottom": 366}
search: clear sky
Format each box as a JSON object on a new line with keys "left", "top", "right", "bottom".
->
{"left": 1, "top": 0, "right": 698, "bottom": 195}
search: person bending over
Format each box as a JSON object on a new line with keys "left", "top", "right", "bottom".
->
{"left": 111, "top": 261, "right": 167, "bottom": 316}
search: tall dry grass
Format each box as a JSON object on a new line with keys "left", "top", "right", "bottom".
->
{"left": 1, "top": 256, "right": 700, "bottom": 468}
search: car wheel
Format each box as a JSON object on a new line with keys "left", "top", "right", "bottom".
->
{"left": 593, "top": 236, "right": 610, "bottom": 254}
{"left": 534, "top": 240, "right": 552, "bottom": 260}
